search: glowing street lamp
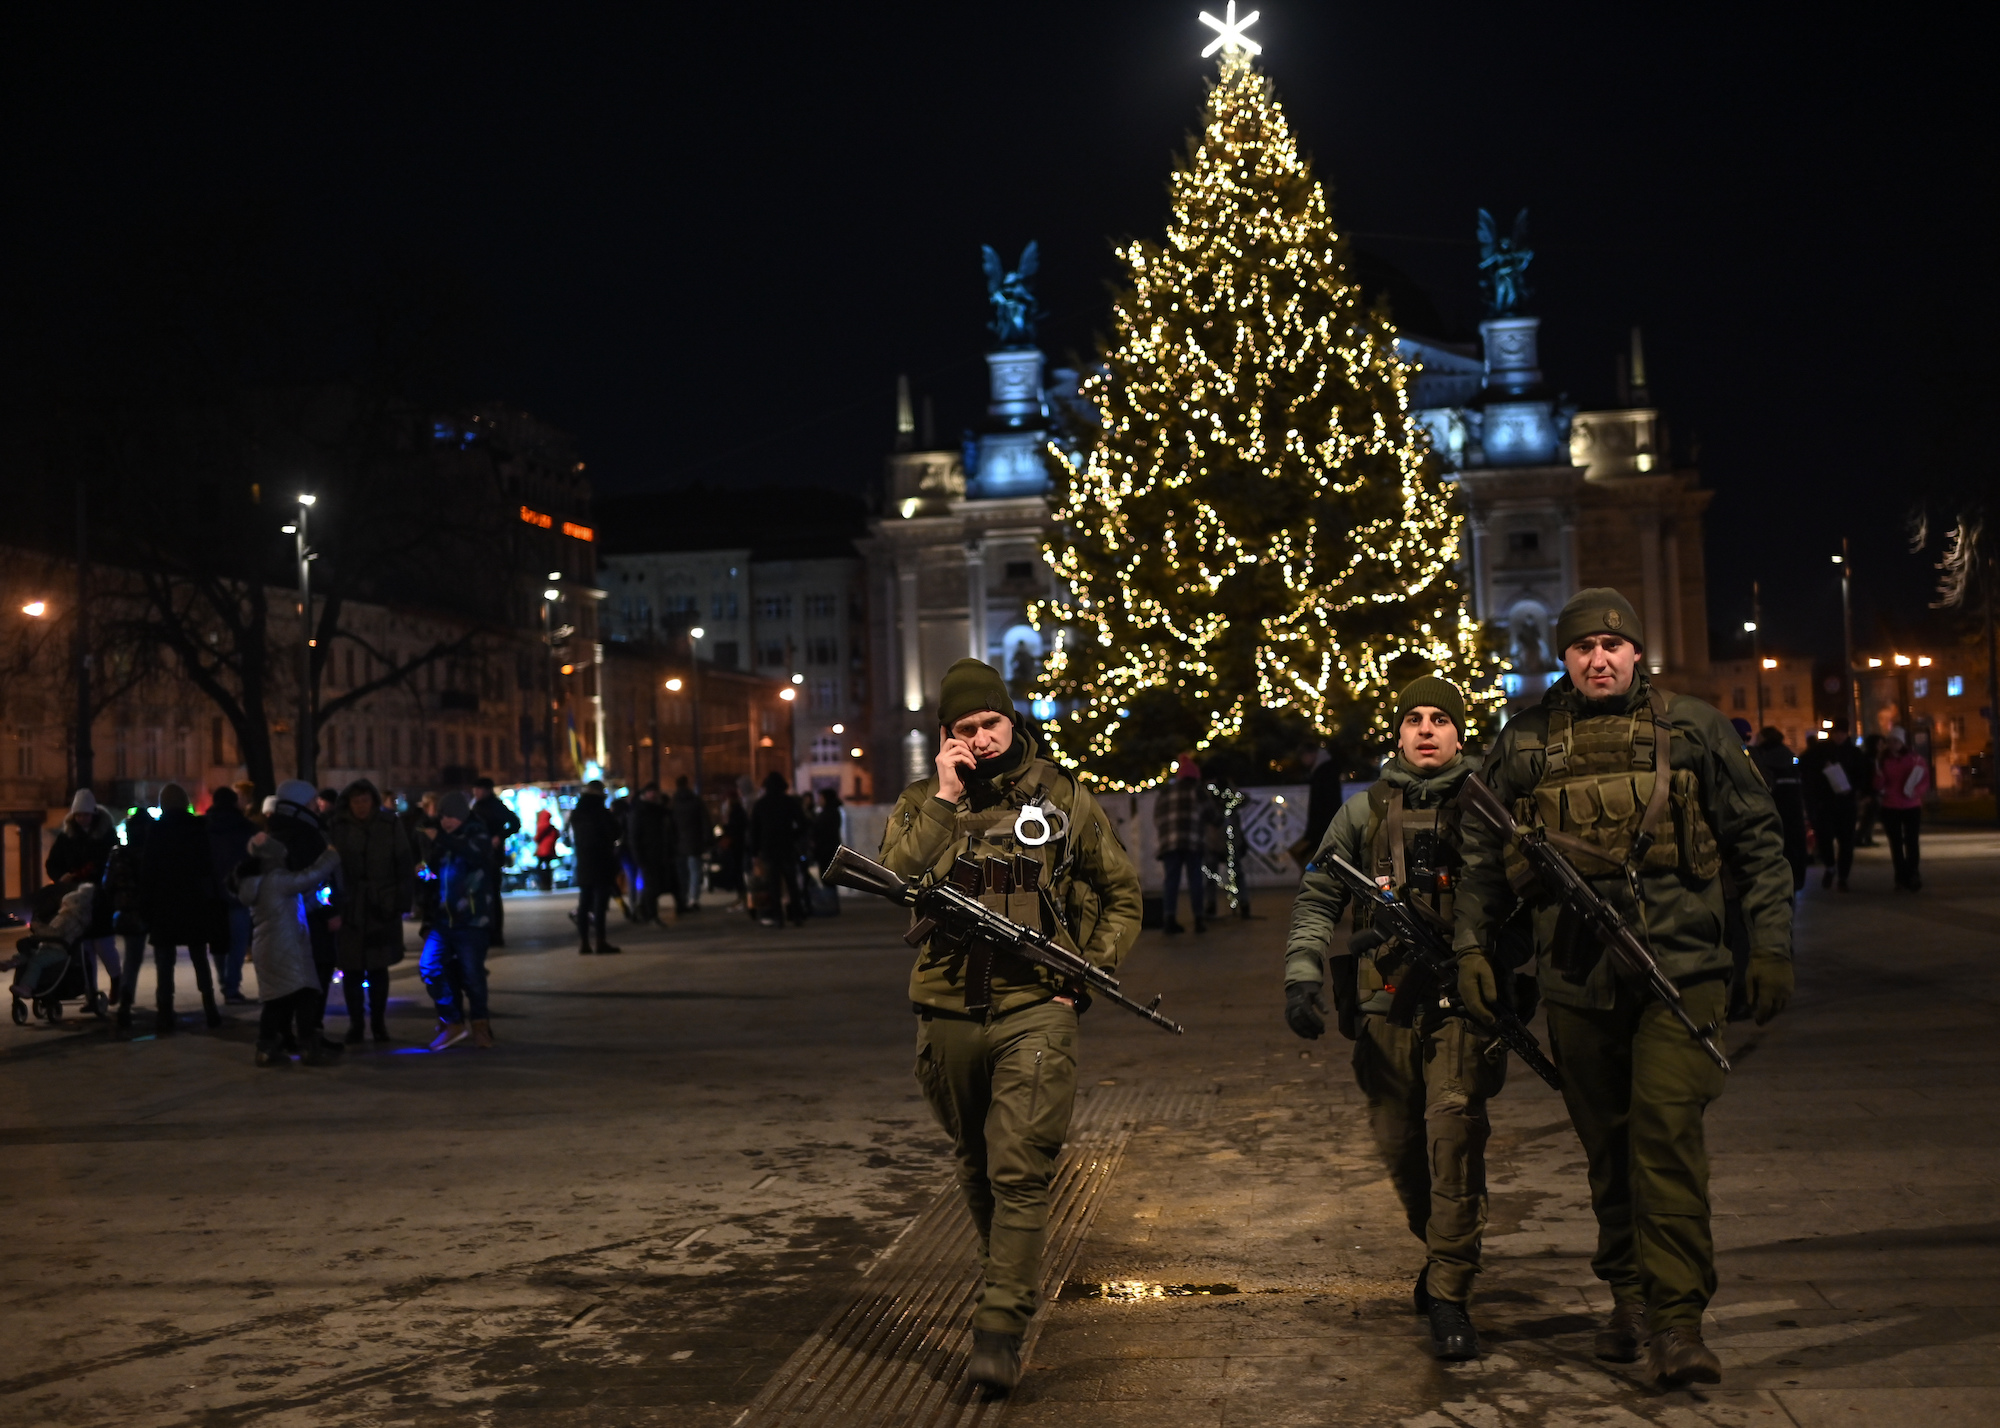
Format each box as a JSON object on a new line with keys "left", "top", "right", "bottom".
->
{"left": 779, "top": 687, "right": 796, "bottom": 702}
{"left": 665, "top": 677, "right": 683, "bottom": 692}
{"left": 21, "top": 601, "right": 46, "bottom": 617}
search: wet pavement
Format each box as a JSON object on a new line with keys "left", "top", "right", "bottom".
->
{"left": 3, "top": 830, "right": 1997, "bottom": 1426}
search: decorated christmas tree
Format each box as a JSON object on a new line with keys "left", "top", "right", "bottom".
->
{"left": 1031, "top": 26, "right": 1496, "bottom": 789}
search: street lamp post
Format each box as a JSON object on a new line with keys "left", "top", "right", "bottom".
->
{"left": 1749, "top": 580, "right": 1764, "bottom": 734}
{"left": 74, "top": 480, "right": 93, "bottom": 792}
{"left": 542, "top": 583, "right": 561, "bottom": 782}
{"left": 688, "top": 626, "right": 706, "bottom": 795}
{"left": 1835, "top": 541, "right": 1859, "bottom": 740}
{"left": 294, "top": 494, "right": 317, "bottom": 782}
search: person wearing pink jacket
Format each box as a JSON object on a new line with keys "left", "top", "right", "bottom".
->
{"left": 1875, "top": 727, "right": 1930, "bottom": 891}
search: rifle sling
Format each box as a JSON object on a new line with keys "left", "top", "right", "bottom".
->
{"left": 1631, "top": 687, "right": 1674, "bottom": 863}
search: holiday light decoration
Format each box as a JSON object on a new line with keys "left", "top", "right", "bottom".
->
{"left": 1030, "top": 45, "right": 1498, "bottom": 789}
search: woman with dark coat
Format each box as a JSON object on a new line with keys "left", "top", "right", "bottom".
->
{"left": 329, "top": 778, "right": 416, "bottom": 1042}
{"left": 46, "top": 790, "right": 120, "bottom": 991}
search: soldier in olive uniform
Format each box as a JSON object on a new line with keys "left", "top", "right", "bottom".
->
{"left": 1283, "top": 675, "right": 1509, "bottom": 1360}
{"left": 881, "top": 658, "right": 1143, "bottom": 1392}
{"left": 1453, "top": 589, "right": 1794, "bottom": 1388}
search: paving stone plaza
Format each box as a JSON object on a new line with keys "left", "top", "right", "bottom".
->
{"left": 4, "top": 833, "right": 1996, "bottom": 1427}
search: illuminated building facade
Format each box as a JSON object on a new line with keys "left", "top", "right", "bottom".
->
{"left": 859, "top": 351, "right": 1091, "bottom": 790}
{"left": 1406, "top": 320, "right": 1715, "bottom": 709}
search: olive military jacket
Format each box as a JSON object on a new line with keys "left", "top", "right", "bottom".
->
{"left": 881, "top": 722, "right": 1143, "bottom": 1017}
{"left": 1451, "top": 673, "right": 1793, "bottom": 1010}
{"left": 1283, "top": 753, "right": 1471, "bottom": 1016}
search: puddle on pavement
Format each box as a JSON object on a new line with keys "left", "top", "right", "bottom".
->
{"left": 1060, "top": 1280, "right": 1242, "bottom": 1301}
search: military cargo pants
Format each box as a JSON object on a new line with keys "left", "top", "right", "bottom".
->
{"left": 914, "top": 1000, "right": 1079, "bottom": 1335}
{"left": 1352, "top": 1013, "right": 1506, "bottom": 1303}
{"left": 1544, "top": 977, "right": 1728, "bottom": 1330}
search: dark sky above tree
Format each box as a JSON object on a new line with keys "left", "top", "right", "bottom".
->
{"left": 9, "top": 3, "right": 1988, "bottom": 661}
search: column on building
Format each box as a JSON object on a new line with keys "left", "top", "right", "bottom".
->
{"left": 963, "top": 539, "right": 986, "bottom": 661}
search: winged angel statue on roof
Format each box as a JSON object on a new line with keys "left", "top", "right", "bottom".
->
{"left": 982, "top": 241, "right": 1041, "bottom": 348}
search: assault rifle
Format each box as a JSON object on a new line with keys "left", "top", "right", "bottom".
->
{"left": 823, "top": 845, "right": 1184, "bottom": 1034}
{"left": 1320, "top": 852, "right": 1563, "bottom": 1091}
{"left": 1458, "top": 773, "right": 1730, "bottom": 1072}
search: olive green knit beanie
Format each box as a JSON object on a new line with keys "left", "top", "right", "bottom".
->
{"left": 1393, "top": 675, "right": 1468, "bottom": 733}
{"left": 1556, "top": 587, "right": 1645, "bottom": 653}
{"left": 938, "top": 658, "right": 1014, "bottom": 729}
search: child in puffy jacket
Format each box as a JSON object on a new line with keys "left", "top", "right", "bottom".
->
{"left": 236, "top": 833, "right": 345, "bottom": 1067}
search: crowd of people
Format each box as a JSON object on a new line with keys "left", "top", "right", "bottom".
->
{"left": 585, "top": 772, "right": 847, "bottom": 941}
{"left": 11, "top": 768, "right": 854, "bottom": 1061}
{"left": 1749, "top": 720, "right": 1933, "bottom": 895}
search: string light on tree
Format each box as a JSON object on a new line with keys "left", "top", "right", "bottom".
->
{"left": 1029, "top": 13, "right": 1498, "bottom": 790}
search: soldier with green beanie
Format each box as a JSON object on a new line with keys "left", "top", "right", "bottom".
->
{"left": 1452, "top": 586, "right": 1794, "bottom": 1388}
{"left": 1282, "top": 672, "right": 1509, "bottom": 1361}
{"left": 880, "top": 657, "right": 1142, "bottom": 1392}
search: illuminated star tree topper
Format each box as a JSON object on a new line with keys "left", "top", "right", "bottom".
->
{"left": 1198, "top": 3, "right": 1261, "bottom": 58}
{"left": 1028, "top": 23, "right": 1497, "bottom": 790}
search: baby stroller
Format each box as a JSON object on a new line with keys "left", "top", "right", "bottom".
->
{"left": 8, "top": 883, "right": 108, "bottom": 1026}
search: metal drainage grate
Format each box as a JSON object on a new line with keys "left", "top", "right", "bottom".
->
{"left": 733, "top": 1081, "right": 1210, "bottom": 1427}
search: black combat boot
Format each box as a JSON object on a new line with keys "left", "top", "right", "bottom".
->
{"left": 155, "top": 1003, "right": 177, "bottom": 1036}
{"left": 1426, "top": 1298, "right": 1480, "bottom": 1361}
{"left": 966, "top": 1329, "right": 1023, "bottom": 1392}
{"left": 254, "top": 1042, "right": 287, "bottom": 1068}
{"left": 1646, "top": 1325, "right": 1721, "bottom": 1387}
{"left": 1594, "top": 1301, "right": 1647, "bottom": 1362}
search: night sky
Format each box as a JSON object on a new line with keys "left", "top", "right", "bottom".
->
{"left": 10, "top": 3, "right": 1989, "bottom": 662}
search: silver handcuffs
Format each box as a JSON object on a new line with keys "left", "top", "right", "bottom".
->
{"left": 1012, "top": 801, "right": 1070, "bottom": 847}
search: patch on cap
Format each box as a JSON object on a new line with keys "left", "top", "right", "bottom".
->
{"left": 1604, "top": 608, "right": 1623, "bottom": 630}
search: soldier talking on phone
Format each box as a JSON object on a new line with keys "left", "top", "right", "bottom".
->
{"left": 879, "top": 657, "right": 1141, "bottom": 1393}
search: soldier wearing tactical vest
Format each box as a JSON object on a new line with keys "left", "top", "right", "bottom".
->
{"left": 880, "top": 657, "right": 1143, "bottom": 1393}
{"left": 1282, "top": 674, "right": 1507, "bottom": 1361}
{"left": 1453, "top": 588, "right": 1794, "bottom": 1389}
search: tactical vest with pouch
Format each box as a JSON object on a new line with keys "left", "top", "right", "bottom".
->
{"left": 1351, "top": 778, "right": 1465, "bottom": 1025}
{"left": 1509, "top": 687, "right": 1723, "bottom": 981}
{"left": 917, "top": 762, "right": 1089, "bottom": 1018}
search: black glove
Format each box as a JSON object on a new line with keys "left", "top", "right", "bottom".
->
{"left": 1284, "top": 981, "right": 1326, "bottom": 1040}
{"left": 1349, "top": 926, "right": 1387, "bottom": 958}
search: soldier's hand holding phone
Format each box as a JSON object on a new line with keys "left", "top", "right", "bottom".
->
{"left": 935, "top": 735, "right": 976, "bottom": 802}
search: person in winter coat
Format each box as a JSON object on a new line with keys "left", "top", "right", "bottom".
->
{"left": 470, "top": 777, "right": 521, "bottom": 945}
{"left": 237, "top": 831, "right": 344, "bottom": 1066}
{"left": 748, "top": 771, "right": 810, "bottom": 927}
{"left": 1799, "top": 721, "right": 1864, "bottom": 891}
{"left": 811, "top": 788, "right": 845, "bottom": 916}
{"left": 204, "top": 786, "right": 258, "bottom": 1003}
{"left": 565, "top": 781, "right": 624, "bottom": 954}
{"left": 109, "top": 805, "right": 155, "bottom": 1024}
{"left": 45, "top": 790, "right": 119, "bottom": 991}
{"left": 329, "top": 778, "right": 416, "bottom": 1044}
{"left": 137, "top": 783, "right": 224, "bottom": 1033}
{"left": 717, "top": 786, "right": 750, "bottom": 909}
{"left": 1748, "top": 728, "right": 1809, "bottom": 893}
{"left": 669, "top": 777, "right": 710, "bottom": 911}
{"left": 419, "top": 791, "right": 497, "bottom": 1049}
{"left": 627, "top": 783, "right": 676, "bottom": 923}
{"left": 1876, "top": 727, "right": 1931, "bottom": 891}
{"left": 1153, "top": 755, "right": 1221, "bottom": 934}
{"left": 532, "top": 808, "right": 558, "bottom": 889}
{"left": 267, "top": 779, "right": 340, "bottom": 993}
